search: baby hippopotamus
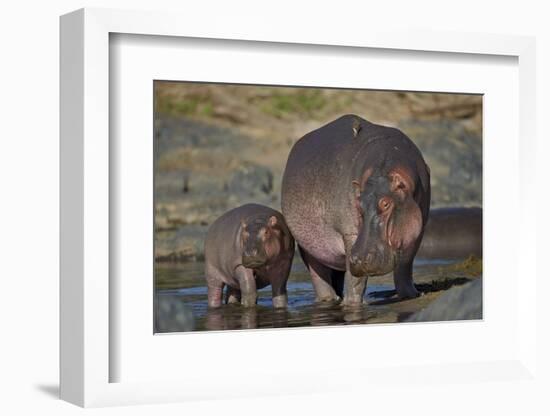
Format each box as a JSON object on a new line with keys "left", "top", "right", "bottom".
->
{"left": 204, "top": 204, "right": 295, "bottom": 308}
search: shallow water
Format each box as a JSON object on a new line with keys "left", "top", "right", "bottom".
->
{"left": 155, "top": 257, "right": 468, "bottom": 332}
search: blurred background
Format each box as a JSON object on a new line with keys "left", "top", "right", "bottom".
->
{"left": 154, "top": 82, "right": 482, "bottom": 263}
{"left": 153, "top": 82, "right": 482, "bottom": 331}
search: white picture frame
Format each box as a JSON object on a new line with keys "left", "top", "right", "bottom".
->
{"left": 60, "top": 7, "right": 538, "bottom": 408}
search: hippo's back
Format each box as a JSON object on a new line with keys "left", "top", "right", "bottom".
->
{"left": 281, "top": 116, "right": 366, "bottom": 269}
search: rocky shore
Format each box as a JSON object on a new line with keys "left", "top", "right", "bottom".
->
{"left": 154, "top": 116, "right": 482, "bottom": 262}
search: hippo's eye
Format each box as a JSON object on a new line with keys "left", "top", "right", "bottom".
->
{"left": 378, "top": 197, "right": 392, "bottom": 212}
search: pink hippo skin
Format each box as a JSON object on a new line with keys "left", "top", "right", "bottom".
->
{"left": 281, "top": 115, "right": 430, "bottom": 306}
{"left": 204, "top": 204, "right": 295, "bottom": 308}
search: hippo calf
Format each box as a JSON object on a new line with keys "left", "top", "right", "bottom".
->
{"left": 204, "top": 204, "right": 295, "bottom": 308}
{"left": 281, "top": 115, "right": 430, "bottom": 305}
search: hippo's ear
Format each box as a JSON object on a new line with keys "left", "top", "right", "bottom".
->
{"left": 389, "top": 169, "right": 414, "bottom": 193}
{"left": 267, "top": 215, "right": 278, "bottom": 228}
{"left": 352, "top": 118, "right": 362, "bottom": 138}
{"left": 416, "top": 159, "right": 431, "bottom": 195}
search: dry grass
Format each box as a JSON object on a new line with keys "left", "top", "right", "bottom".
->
{"left": 154, "top": 82, "right": 483, "bottom": 141}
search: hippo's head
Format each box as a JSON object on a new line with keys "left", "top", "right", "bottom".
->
{"left": 240, "top": 215, "right": 282, "bottom": 269}
{"left": 349, "top": 167, "right": 426, "bottom": 277}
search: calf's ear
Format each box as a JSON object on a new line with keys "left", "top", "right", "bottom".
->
{"left": 267, "top": 215, "right": 278, "bottom": 228}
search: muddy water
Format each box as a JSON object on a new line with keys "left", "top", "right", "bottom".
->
{"left": 155, "top": 257, "right": 478, "bottom": 332}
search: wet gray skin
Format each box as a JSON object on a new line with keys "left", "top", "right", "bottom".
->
{"left": 204, "top": 203, "right": 295, "bottom": 309}
{"left": 281, "top": 115, "right": 430, "bottom": 306}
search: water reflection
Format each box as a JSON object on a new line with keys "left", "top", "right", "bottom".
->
{"left": 203, "top": 307, "right": 293, "bottom": 331}
{"left": 155, "top": 258, "right": 472, "bottom": 332}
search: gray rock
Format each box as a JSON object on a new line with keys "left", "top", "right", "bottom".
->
{"left": 225, "top": 162, "right": 274, "bottom": 197}
{"left": 406, "top": 278, "right": 482, "bottom": 322}
{"left": 155, "top": 294, "right": 195, "bottom": 332}
{"left": 155, "top": 225, "right": 208, "bottom": 262}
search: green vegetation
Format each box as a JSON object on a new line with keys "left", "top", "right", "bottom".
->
{"left": 437, "top": 255, "right": 483, "bottom": 277}
{"left": 201, "top": 102, "right": 214, "bottom": 117}
{"left": 155, "top": 87, "right": 328, "bottom": 119}
{"left": 409, "top": 256, "right": 482, "bottom": 295}
{"left": 417, "top": 277, "right": 471, "bottom": 293}
{"left": 155, "top": 94, "right": 213, "bottom": 117}
{"left": 260, "top": 89, "right": 327, "bottom": 118}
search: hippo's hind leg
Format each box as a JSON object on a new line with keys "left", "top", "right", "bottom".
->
{"left": 331, "top": 270, "right": 345, "bottom": 299}
{"left": 299, "top": 246, "right": 341, "bottom": 302}
{"left": 206, "top": 264, "right": 225, "bottom": 308}
{"left": 225, "top": 286, "right": 241, "bottom": 305}
{"left": 393, "top": 260, "right": 420, "bottom": 299}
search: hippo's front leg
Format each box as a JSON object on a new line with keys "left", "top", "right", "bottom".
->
{"left": 342, "top": 270, "right": 367, "bottom": 306}
{"left": 234, "top": 265, "right": 257, "bottom": 307}
{"left": 342, "top": 238, "right": 367, "bottom": 306}
{"left": 393, "top": 260, "right": 419, "bottom": 299}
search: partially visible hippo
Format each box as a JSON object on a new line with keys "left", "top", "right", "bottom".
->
{"left": 281, "top": 115, "right": 430, "bottom": 305}
{"left": 204, "top": 204, "right": 295, "bottom": 308}
{"left": 417, "top": 207, "right": 482, "bottom": 259}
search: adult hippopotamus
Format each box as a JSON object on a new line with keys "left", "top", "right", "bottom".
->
{"left": 204, "top": 204, "right": 295, "bottom": 308}
{"left": 281, "top": 114, "right": 430, "bottom": 305}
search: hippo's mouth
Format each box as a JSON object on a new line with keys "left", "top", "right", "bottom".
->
{"left": 349, "top": 251, "right": 396, "bottom": 277}
{"left": 242, "top": 257, "right": 267, "bottom": 269}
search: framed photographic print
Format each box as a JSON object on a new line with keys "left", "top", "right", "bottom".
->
{"left": 60, "top": 7, "right": 538, "bottom": 408}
